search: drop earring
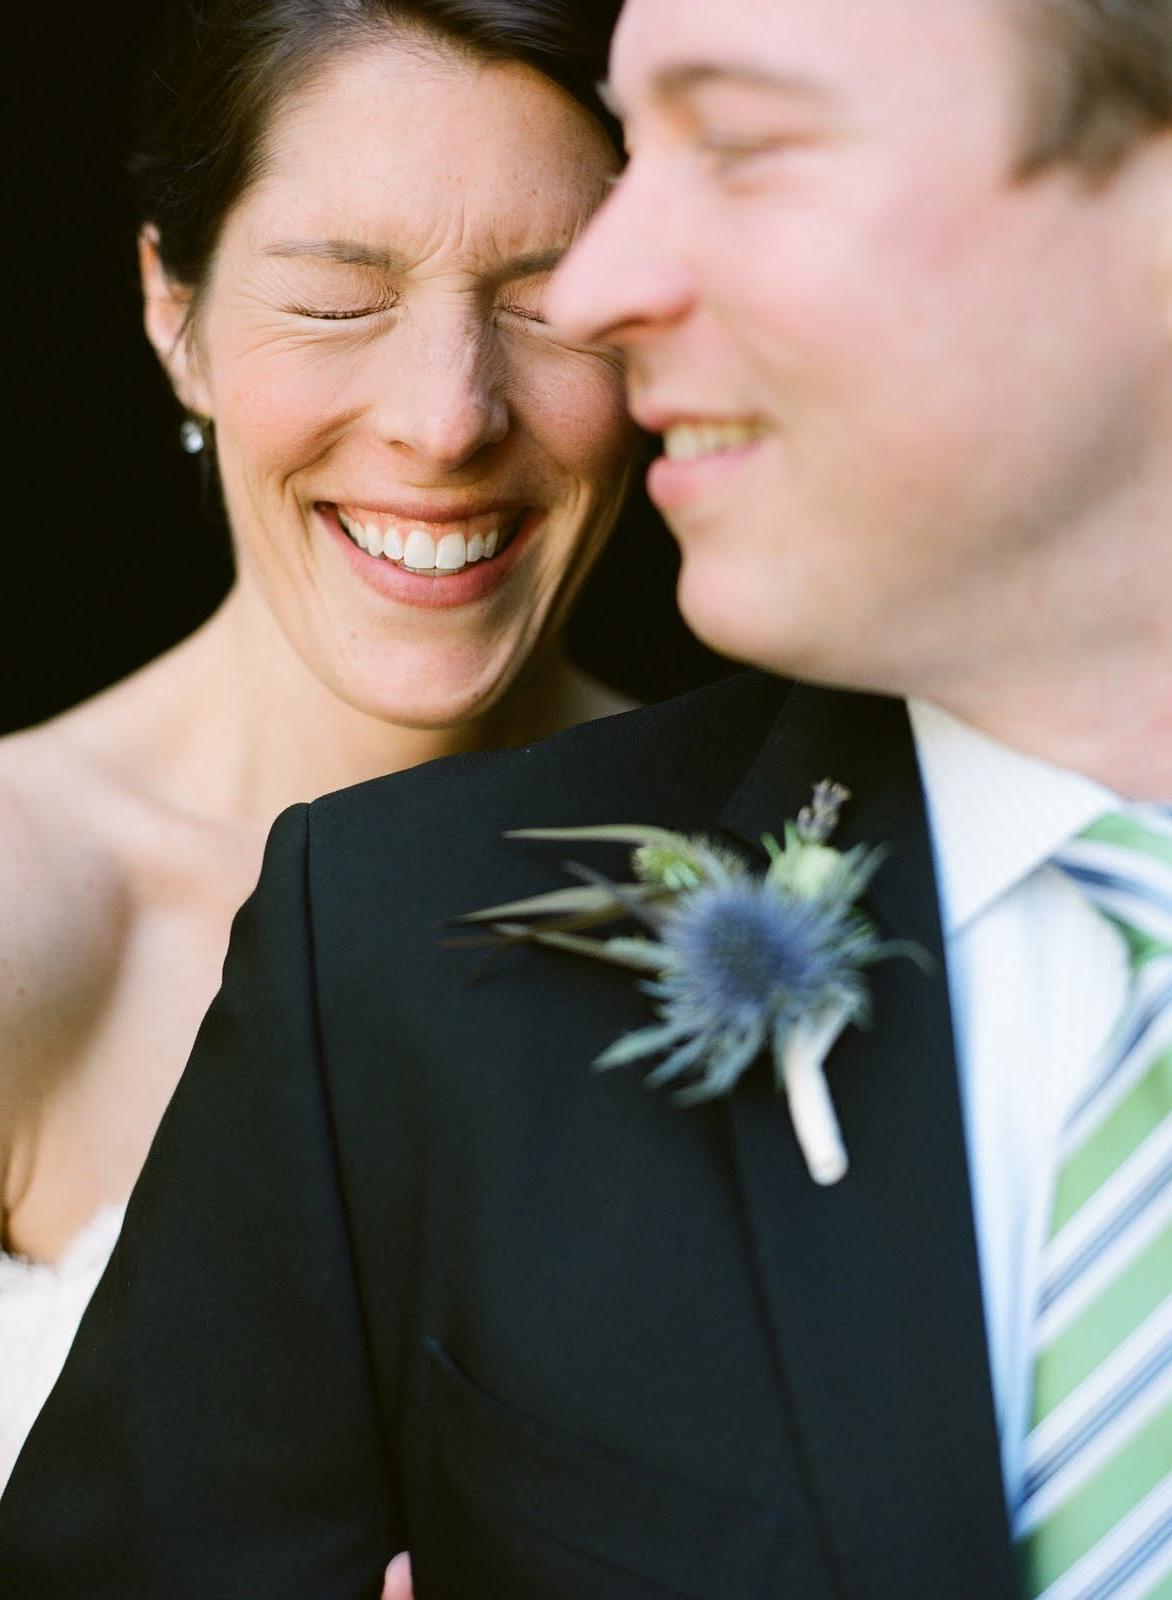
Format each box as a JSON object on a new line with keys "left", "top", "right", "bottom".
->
{"left": 179, "top": 416, "right": 208, "bottom": 455}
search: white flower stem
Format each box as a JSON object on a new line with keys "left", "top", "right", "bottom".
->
{"left": 783, "top": 1009, "right": 851, "bottom": 1186}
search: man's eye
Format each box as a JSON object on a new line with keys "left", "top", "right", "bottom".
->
{"left": 698, "top": 135, "right": 790, "bottom": 171}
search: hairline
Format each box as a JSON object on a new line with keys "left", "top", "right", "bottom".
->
{"left": 178, "top": 17, "right": 603, "bottom": 330}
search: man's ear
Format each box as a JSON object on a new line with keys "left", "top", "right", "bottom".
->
{"left": 139, "top": 225, "right": 211, "bottom": 418}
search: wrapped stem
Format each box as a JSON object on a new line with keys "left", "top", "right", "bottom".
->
{"left": 780, "top": 1005, "right": 852, "bottom": 1186}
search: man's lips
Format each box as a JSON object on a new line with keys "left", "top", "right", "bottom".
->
{"left": 634, "top": 416, "right": 770, "bottom": 513}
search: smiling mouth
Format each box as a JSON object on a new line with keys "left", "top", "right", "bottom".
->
{"left": 334, "top": 505, "right": 527, "bottom": 575}
{"left": 662, "top": 420, "right": 767, "bottom": 461}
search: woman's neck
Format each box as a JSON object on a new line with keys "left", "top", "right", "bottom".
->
{"left": 60, "top": 585, "right": 626, "bottom": 831}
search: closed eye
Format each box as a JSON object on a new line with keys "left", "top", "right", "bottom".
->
{"left": 498, "top": 275, "right": 553, "bottom": 326}
{"left": 287, "top": 299, "right": 397, "bottom": 321}
{"left": 499, "top": 300, "right": 549, "bottom": 325}
{"left": 699, "top": 134, "right": 794, "bottom": 168}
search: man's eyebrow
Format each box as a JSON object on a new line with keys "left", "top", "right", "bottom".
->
{"left": 600, "top": 61, "right": 828, "bottom": 119}
{"left": 260, "top": 239, "right": 567, "bottom": 278}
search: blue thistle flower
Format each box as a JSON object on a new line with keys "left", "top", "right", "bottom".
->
{"left": 596, "top": 877, "right": 882, "bottom": 1105}
{"left": 460, "top": 793, "right": 920, "bottom": 1180}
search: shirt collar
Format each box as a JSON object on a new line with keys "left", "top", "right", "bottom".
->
{"left": 908, "top": 699, "right": 1118, "bottom": 937}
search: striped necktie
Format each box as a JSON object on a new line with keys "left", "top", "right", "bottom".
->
{"left": 1013, "top": 810, "right": 1172, "bottom": 1599}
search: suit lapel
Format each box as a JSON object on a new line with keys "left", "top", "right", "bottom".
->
{"left": 719, "top": 685, "right": 1018, "bottom": 1598}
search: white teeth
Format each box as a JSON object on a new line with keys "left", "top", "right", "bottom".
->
{"left": 435, "top": 533, "right": 467, "bottom": 572}
{"left": 664, "top": 421, "right": 764, "bottom": 461}
{"left": 337, "top": 509, "right": 509, "bottom": 571}
{"left": 403, "top": 529, "right": 437, "bottom": 571}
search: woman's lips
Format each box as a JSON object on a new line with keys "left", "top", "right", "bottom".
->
{"left": 318, "top": 503, "right": 540, "bottom": 611}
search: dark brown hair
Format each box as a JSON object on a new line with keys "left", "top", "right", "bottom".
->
{"left": 131, "top": 0, "right": 622, "bottom": 290}
{"left": 1016, "top": 0, "right": 1172, "bottom": 174}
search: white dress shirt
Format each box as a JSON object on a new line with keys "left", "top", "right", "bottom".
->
{"left": 907, "top": 699, "right": 1127, "bottom": 1511}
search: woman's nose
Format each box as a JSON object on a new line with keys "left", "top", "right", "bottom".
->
{"left": 371, "top": 323, "right": 509, "bottom": 471}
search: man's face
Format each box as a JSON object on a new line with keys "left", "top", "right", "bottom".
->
{"left": 550, "top": 0, "right": 1169, "bottom": 698}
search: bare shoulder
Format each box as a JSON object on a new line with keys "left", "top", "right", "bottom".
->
{"left": 0, "top": 721, "right": 134, "bottom": 1054}
{"left": 0, "top": 721, "right": 129, "bottom": 933}
{"left": 0, "top": 660, "right": 268, "bottom": 1250}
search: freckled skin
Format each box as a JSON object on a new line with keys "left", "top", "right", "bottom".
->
{"left": 0, "top": 37, "right": 636, "bottom": 1265}
{"left": 185, "top": 44, "right": 634, "bottom": 729}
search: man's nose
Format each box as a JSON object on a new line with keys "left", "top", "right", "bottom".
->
{"left": 549, "top": 165, "right": 694, "bottom": 352}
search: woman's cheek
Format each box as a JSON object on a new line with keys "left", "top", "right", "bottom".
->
{"left": 212, "top": 323, "right": 365, "bottom": 467}
{"left": 519, "top": 347, "right": 633, "bottom": 477}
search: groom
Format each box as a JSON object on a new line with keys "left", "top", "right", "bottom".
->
{"left": 3, "top": 0, "right": 1170, "bottom": 1595}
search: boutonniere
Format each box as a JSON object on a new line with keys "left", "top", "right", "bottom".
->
{"left": 461, "top": 783, "right": 918, "bottom": 1186}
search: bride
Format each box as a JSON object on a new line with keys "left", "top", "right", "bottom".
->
{"left": 0, "top": 0, "right": 631, "bottom": 1540}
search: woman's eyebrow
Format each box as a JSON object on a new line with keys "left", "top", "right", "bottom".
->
{"left": 495, "top": 247, "right": 567, "bottom": 281}
{"left": 262, "top": 239, "right": 568, "bottom": 280}
{"left": 260, "top": 239, "right": 411, "bottom": 270}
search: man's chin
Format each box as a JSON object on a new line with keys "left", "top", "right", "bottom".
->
{"left": 675, "top": 568, "right": 798, "bottom": 679}
{"left": 677, "top": 591, "right": 863, "bottom": 691}
{"left": 678, "top": 604, "right": 794, "bottom": 680}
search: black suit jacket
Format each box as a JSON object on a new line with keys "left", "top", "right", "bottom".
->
{"left": 0, "top": 673, "right": 1019, "bottom": 1598}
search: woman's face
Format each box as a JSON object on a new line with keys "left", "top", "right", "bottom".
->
{"left": 154, "top": 37, "right": 632, "bottom": 727}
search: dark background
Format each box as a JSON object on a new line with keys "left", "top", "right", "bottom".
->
{"left": 3, "top": 3, "right": 727, "bottom": 737}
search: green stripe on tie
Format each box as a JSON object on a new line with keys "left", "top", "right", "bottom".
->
{"left": 1032, "top": 1201, "right": 1170, "bottom": 1422}
{"left": 1049, "top": 1050, "right": 1172, "bottom": 1235}
{"left": 1017, "top": 1395, "right": 1172, "bottom": 1589}
{"left": 1085, "top": 814, "right": 1172, "bottom": 871}
{"left": 1017, "top": 811, "right": 1172, "bottom": 1599}
{"left": 1117, "top": 922, "right": 1172, "bottom": 970}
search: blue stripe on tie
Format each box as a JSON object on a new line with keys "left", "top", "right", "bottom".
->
{"left": 1018, "top": 817, "right": 1172, "bottom": 1599}
{"left": 1067, "top": 969, "right": 1172, "bottom": 1127}
{"left": 1038, "top": 1148, "right": 1172, "bottom": 1312}
{"left": 1078, "top": 1505, "right": 1172, "bottom": 1600}
{"left": 1060, "top": 862, "right": 1172, "bottom": 929}
{"left": 1019, "top": 1329, "right": 1172, "bottom": 1504}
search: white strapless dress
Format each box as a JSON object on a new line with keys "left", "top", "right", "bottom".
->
{"left": 0, "top": 1202, "right": 125, "bottom": 1492}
